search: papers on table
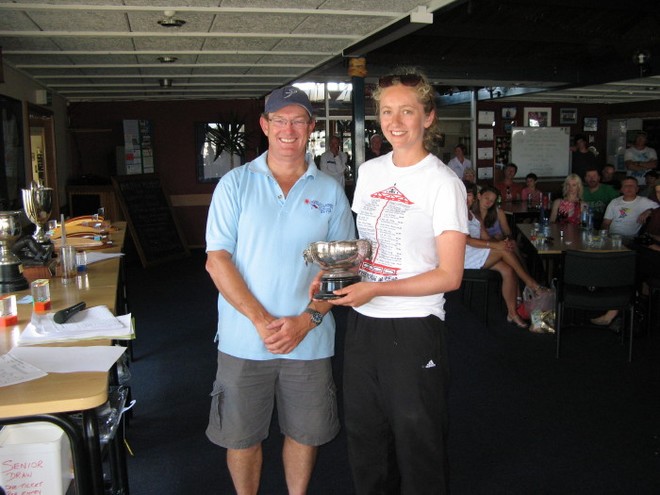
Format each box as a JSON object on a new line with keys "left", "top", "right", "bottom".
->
{"left": 0, "top": 353, "right": 48, "bottom": 387}
{"left": 18, "top": 305, "right": 134, "bottom": 345}
{"left": 0, "top": 346, "right": 126, "bottom": 387}
{"left": 85, "top": 252, "right": 124, "bottom": 264}
{"left": 10, "top": 346, "right": 126, "bottom": 373}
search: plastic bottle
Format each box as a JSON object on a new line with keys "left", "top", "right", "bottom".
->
{"left": 527, "top": 193, "right": 532, "bottom": 208}
{"left": 539, "top": 201, "right": 548, "bottom": 226}
{"left": 587, "top": 206, "right": 594, "bottom": 231}
{"left": 581, "top": 204, "right": 589, "bottom": 229}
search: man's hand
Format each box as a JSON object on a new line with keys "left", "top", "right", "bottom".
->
{"left": 263, "top": 314, "right": 313, "bottom": 354}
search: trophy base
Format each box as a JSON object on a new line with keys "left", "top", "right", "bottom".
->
{"left": 313, "top": 275, "right": 362, "bottom": 300}
{"left": 0, "top": 263, "right": 29, "bottom": 294}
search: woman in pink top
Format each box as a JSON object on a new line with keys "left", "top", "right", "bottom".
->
{"left": 549, "top": 174, "right": 587, "bottom": 225}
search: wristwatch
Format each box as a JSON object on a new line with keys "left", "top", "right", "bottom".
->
{"left": 304, "top": 308, "right": 323, "bottom": 327}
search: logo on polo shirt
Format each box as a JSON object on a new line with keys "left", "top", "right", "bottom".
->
{"left": 305, "top": 199, "right": 333, "bottom": 213}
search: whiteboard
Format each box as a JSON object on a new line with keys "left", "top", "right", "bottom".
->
{"left": 511, "top": 127, "right": 571, "bottom": 178}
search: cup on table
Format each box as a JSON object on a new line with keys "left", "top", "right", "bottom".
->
{"left": 60, "top": 245, "right": 78, "bottom": 285}
{"left": 611, "top": 234, "right": 622, "bottom": 249}
{"left": 599, "top": 229, "right": 608, "bottom": 239}
{"left": 76, "top": 251, "right": 88, "bottom": 273}
{"left": 46, "top": 219, "right": 58, "bottom": 238}
{"left": 0, "top": 295, "right": 18, "bottom": 326}
{"left": 31, "top": 279, "right": 51, "bottom": 312}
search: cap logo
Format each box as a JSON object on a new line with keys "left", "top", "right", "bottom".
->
{"left": 283, "top": 87, "right": 298, "bottom": 99}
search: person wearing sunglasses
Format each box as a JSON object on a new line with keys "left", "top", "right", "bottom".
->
{"left": 326, "top": 69, "right": 467, "bottom": 494}
{"left": 205, "top": 86, "right": 355, "bottom": 495}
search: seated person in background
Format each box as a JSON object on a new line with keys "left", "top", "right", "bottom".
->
{"left": 472, "top": 185, "right": 514, "bottom": 243}
{"left": 549, "top": 173, "right": 587, "bottom": 225}
{"left": 463, "top": 181, "right": 546, "bottom": 329}
{"left": 365, "top": 133, "right": 384, "bottom": 160}
{"left": 463, "top": 167, "right": 477, "bottom": 184}
{"left": 601, "top": 164, "right": 622, "bottom": 191}
{"left": 571, "top": 134, "right": 599, "bottom": 180}
{"left": 592, "top": 179, "right": 660, "bottom": 328}
{"left": 521, "top": 172, "right": 543, "bottom": 205}
{"left": 624, "top": 131, "right": 657, "bottom": 186}
{"left": 447, "top": 143, "right": 472, "bottom": 178}
{"left": 495, "top": 163, "right": 524, "bottom": 201}
{"left": 640, "top": 170, "right": 658, "bottom": 198}
{"left": 583, "top": 167, "right": 619, "bottom": 229}
{"left": 601, "top": 177, "right": 659, "bottom": 238}
{"left": 647, "top": 183, "right": 660, "bottom": 242}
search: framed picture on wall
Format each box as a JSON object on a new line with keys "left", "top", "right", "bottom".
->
{"left": 524, "top": 107, "right": 551, "bottom": 127}
{"left": 583, "top": 117, "right": 598, "bottom": 132}
{"left": 559, "top": 108, "right": 577, "bottom": 124}
{"left": 501, "top": 106, "right": 517, "bottom": 119}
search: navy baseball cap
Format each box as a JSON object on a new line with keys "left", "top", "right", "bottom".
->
{"left": 264, "top": 86, "right": 313, "bottom": 116}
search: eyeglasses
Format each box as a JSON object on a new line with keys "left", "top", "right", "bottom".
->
{"left": 268, "top": 117, "right": 310, "bottom": 129}
{"left": 378, "top": 74, "right": 423, "bottom": 88}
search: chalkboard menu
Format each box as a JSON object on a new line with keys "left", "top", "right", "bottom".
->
{"left": 112, "top": 174, "right": 189, "bottom": 267}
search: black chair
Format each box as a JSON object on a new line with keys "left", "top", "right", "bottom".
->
{"left": 555, "top": 250, "right": 637, "bottom": 361}
{"left": 459, "top": 269, "right": 503, "bottom": 325}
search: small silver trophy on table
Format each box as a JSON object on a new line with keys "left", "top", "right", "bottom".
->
{"left": 0, "top": 211, "right": 29, "bottom": 293}
{"left": 22, "top": 181, "right": 53, "bottom": 244}
{"left": 303, "top": 240, "right": 372, "bottom": 300}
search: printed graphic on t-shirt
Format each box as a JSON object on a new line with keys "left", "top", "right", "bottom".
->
{"left": 358, "top": 185, "right": 413, "bottom": 282}
{"left": 617, "top": 206, "right": 631, "bottom": 219}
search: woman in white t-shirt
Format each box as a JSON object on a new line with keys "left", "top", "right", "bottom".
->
{"left": 323, "top": 69, "right": 466, "bottom": 494}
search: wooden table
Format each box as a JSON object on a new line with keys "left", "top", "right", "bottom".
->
{"left": 0, "top": 223, "right": 127, "bottom": 495}
{"left": 503, "top": 200, "right": 541, "bottom": 234}
{"left": 517, "top": 223, "right": 629, "bottom": 283}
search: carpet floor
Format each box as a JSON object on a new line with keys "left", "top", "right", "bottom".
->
{"left": 123, "top": 250, "right": 660, "bottom": 494}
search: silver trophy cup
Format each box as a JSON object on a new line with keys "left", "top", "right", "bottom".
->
{"left": 22, "top": 181, "right": 54, "bottom": 244}
{"left": 303, "top": 239, "right": 372, "bottom": 300}
{"left": 0, "top": 210, "right": 29, "bottom": 293}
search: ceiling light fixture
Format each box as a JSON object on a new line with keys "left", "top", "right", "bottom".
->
{"left": 158, "top": 10, "right": 186, "bottom": 28}
{"left": 159, "top": 78, "right": 173, "bottom": 88}
{"left": 157, "top": 56, "right": 178, "bottom": 64}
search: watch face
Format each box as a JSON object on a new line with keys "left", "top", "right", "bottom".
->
{"left": 306, "top": 308, "right": 323, "bottom": 326}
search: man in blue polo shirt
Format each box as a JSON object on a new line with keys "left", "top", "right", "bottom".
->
{"left": 205, "top": 86, "right": 355, "bottom": 494}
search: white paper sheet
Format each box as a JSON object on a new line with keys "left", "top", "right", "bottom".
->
{"left": 0, "top": 353, "right": 48, "bottom": 387}
{"left": 9, "top": 346, "right": 126, "bottom": 373}
{"left": 18, "top": 307, "right": 134, "bottom": 345}
{"left": 85, "top": 252, "right": 125, "bottom": 265}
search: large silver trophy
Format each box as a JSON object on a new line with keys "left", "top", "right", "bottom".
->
{"left": 303, "top": 240, "right": 372, "bottom": 300}
{"left": 22, "top": 181, "right": 53, "bottom": 244}
{"left": 0, "top": 211, "right": 29, "bottom": 293}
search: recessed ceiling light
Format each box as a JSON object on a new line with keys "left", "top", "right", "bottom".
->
{"left": 159, "top": 78, "right": 173, "bottom": 88}
{"left": 157, "top": 56, "right": 178, "bottom": 63}
{"left": 158, "top": 10, "right": 186, "bottom": 28}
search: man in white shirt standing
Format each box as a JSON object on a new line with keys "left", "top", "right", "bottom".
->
{"left": 447, "top": 143, "right": 472, "bottom": 179}
{"left": 320, "top": 135, "right": 348, "bottom": 187}
{"left": 624, "top": 131, "right": 657, "bottom": 185}
{"left": 602, "top": 177, "right": 658, "bottom": 237}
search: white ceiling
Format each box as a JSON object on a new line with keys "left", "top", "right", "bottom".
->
{"left": 0, "top": 0, "right": 445, "bottom": 102}
{"left": 0, "top": 0, "right": 658, "bottom": 105}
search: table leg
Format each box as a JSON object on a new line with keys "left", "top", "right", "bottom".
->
{"left": 83, "top": 409, "right": 106, "bottom": 494}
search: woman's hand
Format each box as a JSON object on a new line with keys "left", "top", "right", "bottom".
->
{"left": 328, "top": 281, "right": 377, "bottom": 308}
{"left": 308, "top": 271, "right": 324, "bottom": 300}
